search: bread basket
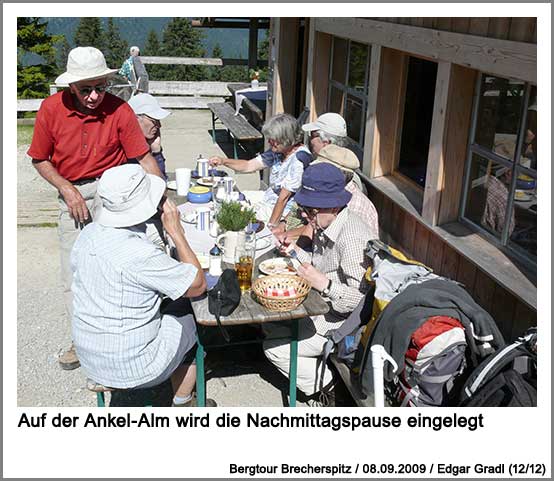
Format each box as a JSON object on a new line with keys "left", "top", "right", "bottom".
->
{"left": 252, "top": 275, "right": 311, "bottom": 312}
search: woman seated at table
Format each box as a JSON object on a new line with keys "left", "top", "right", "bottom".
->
{"left": 209, "top": 113, "right": 312, "bottom": 231}
{"left": 263, "top": 163, "right": 374, "bottom": 406}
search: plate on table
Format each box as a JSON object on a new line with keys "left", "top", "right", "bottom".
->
{"left": 194, "top": 253, "right": 210, "bottom": 269}
{"left": 515, "top": 190, "right": 533, "bottom": 202}
{"left": 258, "top": 257, "right": 301, "bottom": 275}
{"left": 196, "top": 177, "right": 217, "bottom": 187}
{"left": 191, "top": 169, "right": 226, "bottom": 179}
{"left": 167, "top": 180, "right": 177, "bottom": 190}
{"left": 255, "top": 237, "right": 272, "bottom": 251}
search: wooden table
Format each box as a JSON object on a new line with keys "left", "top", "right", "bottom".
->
{"left": 191, "top": 248, "right": 330, "bottom": 407}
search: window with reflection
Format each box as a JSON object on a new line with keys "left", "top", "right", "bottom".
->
{"left": 328, "top": 37, "right": 370, "bottom": 149}
{"left": 462, "top": 76, "right": 536, "bottom": 262}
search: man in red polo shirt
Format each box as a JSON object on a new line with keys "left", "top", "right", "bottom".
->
{"left": 28, "top": 47, "right": 163, "bottom": 370}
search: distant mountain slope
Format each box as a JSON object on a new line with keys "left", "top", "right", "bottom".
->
{"left": 42, "top": 17, "right": 267, "bottom": 59}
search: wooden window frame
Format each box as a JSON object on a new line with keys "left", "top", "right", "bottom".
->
{"left": 327, "top": 37, "right": 371, "bottom": 147}
{"left": 459, "top": 72, "right": 536, "bottom": 266}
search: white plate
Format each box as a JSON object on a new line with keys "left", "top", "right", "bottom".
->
{"left": 258, "top": 257, "right": 301, "bottom": 275}
{"left": 255, "top": 237, "right": 272, "bottom": 251}
{"left": 196, "top": 177, "right": 216, "bottom": 187}
{"left": 515, "top": 190, "right": 533, "bottom": 202}
{"left": 194, "top": 253, "right": 210, "bottom": 269}
{"left": 167, "top": 180, "right": 177, "bottom": 190}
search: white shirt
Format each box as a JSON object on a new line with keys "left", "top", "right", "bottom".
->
{"left": 71, "top": 223, "right": 197, "bottom": 388}
{"left": 256, "top": 145, "right": 310, "bottom": 215}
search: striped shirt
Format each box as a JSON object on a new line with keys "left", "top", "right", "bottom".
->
{"left": 295, "top": 209, "right": 372, "bottom": 336}
{"left": 345, "top": 181, "right": 380, "bottom": 240}
{"left": 71, "top": 222, "right": 197, "bottom": 388}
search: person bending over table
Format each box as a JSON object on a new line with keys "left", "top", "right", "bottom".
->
{"left": 263, "top": 164, "right": 373, "bottom": 406}
{"left": 274, "top": 144, "right": 379, "bottom": 248}
{"left": 28, "top": 47, "right": 164, "bottom": 371}
{"left": 71, "top": 164, "right": 216, "bottom": 407}
{"left": 209, "top": 113, "right": 312, "bottom": 231}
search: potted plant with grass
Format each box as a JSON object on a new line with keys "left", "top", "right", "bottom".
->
{"left": 215, "top": 201, "right": 256, "bottom": 264}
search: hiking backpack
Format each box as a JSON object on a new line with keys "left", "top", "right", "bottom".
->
{"left": 459, "top": 327, "right": 537, "bottom": 407}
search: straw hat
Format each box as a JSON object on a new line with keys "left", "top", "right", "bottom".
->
{"left": 311, "top": 144, "right": 360, "bottom": 173}
{"left": 55, "top": 47, "right": 118, "bottom": 85}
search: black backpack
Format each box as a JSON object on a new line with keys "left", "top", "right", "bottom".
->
{"left": 459, "top": 328, "right": 537, "bottom": 407}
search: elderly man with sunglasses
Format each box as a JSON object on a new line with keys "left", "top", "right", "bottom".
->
{"left": 263, "top": 163, "right": 375, "bottom": 406}
{"left": 28, "top": 47, "right": 163, "bottom": 371}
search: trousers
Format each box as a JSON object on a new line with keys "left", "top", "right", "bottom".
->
{"left": 263, "top": 318, "right": 333, "bottom": 396}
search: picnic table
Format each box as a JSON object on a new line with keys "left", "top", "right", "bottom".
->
{"left": 173, "top": 192, "right": 329, "bottom": 407}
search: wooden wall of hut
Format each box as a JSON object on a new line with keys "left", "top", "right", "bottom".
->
{"left": 368, "top": 18, "right": 537, "bottom": 44}
{"left": 366, "top": 185, "right": 537, "bottom": 342}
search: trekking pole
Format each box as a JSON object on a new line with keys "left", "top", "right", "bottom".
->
{"left": 371, "top": 345, "right": 398, "bottom": 407}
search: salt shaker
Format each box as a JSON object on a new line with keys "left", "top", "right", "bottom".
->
{"left": 209, "top": 244, "right": 223, "bottom": 276}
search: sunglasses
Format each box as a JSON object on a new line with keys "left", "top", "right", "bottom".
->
{"left": 141, "top": 114, "right": 161, "bottom": 127}
{"left": 77, "top": 84, "right": 108, "bottom": 96}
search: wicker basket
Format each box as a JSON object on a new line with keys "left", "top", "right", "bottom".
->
{"left": 252, "top": 275, "right": 311, "bottom": 312}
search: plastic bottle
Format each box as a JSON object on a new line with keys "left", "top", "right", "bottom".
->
{"left": 209, "top": 244, "right": 223, "bottom": 276}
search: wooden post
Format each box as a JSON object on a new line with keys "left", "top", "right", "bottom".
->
{"left": 362, "top": 45, "right": 382, "bottom": 177}
{"left": 248, "top": 18, "right": 259, "bottom": 70}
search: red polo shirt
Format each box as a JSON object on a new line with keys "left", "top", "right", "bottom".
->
{"left": 28, "top": 91, "right": 149, "bottom": 182}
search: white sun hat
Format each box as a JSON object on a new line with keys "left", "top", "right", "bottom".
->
{"left": 55, "top": 46, "right": 119, "bottom": 85}
{"left": 128, "top": 93, "right": 171, "bottom": 120}
{"left": 96, "top": 164, "right": 166, "bottom": 228}
{"left": 302, "top": 112, "right": 348, "bottom": 137}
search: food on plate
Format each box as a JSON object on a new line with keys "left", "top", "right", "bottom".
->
{"left": 259, "top": 258, "right": 300, "bottom": 275}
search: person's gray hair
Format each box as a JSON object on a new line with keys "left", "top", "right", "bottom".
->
{"left": 318, "top": 130, "right": 349, "bottom": 147}
{"left": 262, "top": 114, "right": 303, "bottom": 148}
{"left": 130, "top": 46, "right": 140, "bottom": 55}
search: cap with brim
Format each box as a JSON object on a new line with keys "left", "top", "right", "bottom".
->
{"left": 55, "top": 46, "right": 118, "bottom": 85}
{"left": 294, "top": 163, "right": 352, "bottom": 209}
{"left": 96, "top": 164, "right": 166, "bottom": 228}
{"left": 301, "top": 112, "right": 347, "bottom": 137}
{"left": 311, "top": 144, "right": 359, "bottom": 172}
{"left": 128, "top": 93, "right": 171, "bottom": 120}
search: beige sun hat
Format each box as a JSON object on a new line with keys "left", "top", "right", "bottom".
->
{"left": 55, "top": 47, "right": 118, "bottom": 85}
{"left": 311, "top": 144, "right": 360, "bottom": 172}
{"left": 96, "top": 164, "right": 166, "bottom": 228}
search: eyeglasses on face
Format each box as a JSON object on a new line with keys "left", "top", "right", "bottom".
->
{"left": 141, "top": 114, "right": 161, "bottom": 127}
{"left": 77, "top": 84, "right": 108, "bottom": 96}
{"left": 299, "top": 206, "right": 319, "bottom": 218}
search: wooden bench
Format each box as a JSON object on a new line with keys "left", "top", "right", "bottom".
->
{"left": 329, "top": 354, "right": 375, "bottom": 407}
{"left": 207, "top": 102, "right": 263, "bottom": 158}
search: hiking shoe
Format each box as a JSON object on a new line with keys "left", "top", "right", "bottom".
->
{"left": 58, "top": 344, "right": 80, "bottom": 371}
{"left": 172, "top": 395, "right": 217, "bottom": 407}
{"left": 304, "top": 378, "right": 337, "bottom": 407}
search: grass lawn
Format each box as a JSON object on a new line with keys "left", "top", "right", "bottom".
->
{"left": 17, "top": 124, "right": 35, "bottom": 147}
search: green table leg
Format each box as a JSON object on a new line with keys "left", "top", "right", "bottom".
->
{"left": 289, "top": 319, "right": 299, "bottom": 407}
{"left": 233, "top": 137, "right": 238, "bottom": 159}
{"left": 211, "top": 113, "right": 216, "bottom": 144}
{"left": 196, "top": 341, "right": 206, "bottom": 407}
{"left": 97, "top": 392, "right": 105, "bottom": 407}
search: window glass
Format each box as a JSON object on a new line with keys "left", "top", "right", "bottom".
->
{"left": 474, "top": 75, "right": 526, "bottom": 160}
{"left": 331, "top": 38, "right": 348, "bottom": 84}
{"left": 344, "top": 94, "right": 363, "bottom": 143}
{"left": 347, "top": 42, "right": 369, "bottom": 93}
{"left": 397, "top": 57, "right": 438, "bottom": 187}
{"left": 520, "top": 85, "right": 537, "bottom": 171}
{"left": 329, "top": 85, "right": 345, "bottom": 116}
{"left": 464, "top": 154, "right": 514, "bottom": 239}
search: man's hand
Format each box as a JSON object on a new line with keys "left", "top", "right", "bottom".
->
{"left": 209, "top": 156, "right": 226, "bottom": 167}
{"left": 297, "top": 263, "right": 329, "bottom": 292}
{"left": 59, "top": 184, "right": 90, "bottom": 223}
{"left": 149, "top": 135, "right": 162, "bottom": 154}
{"left": 161, "top": 198, "right": 185, "bottom": 241}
